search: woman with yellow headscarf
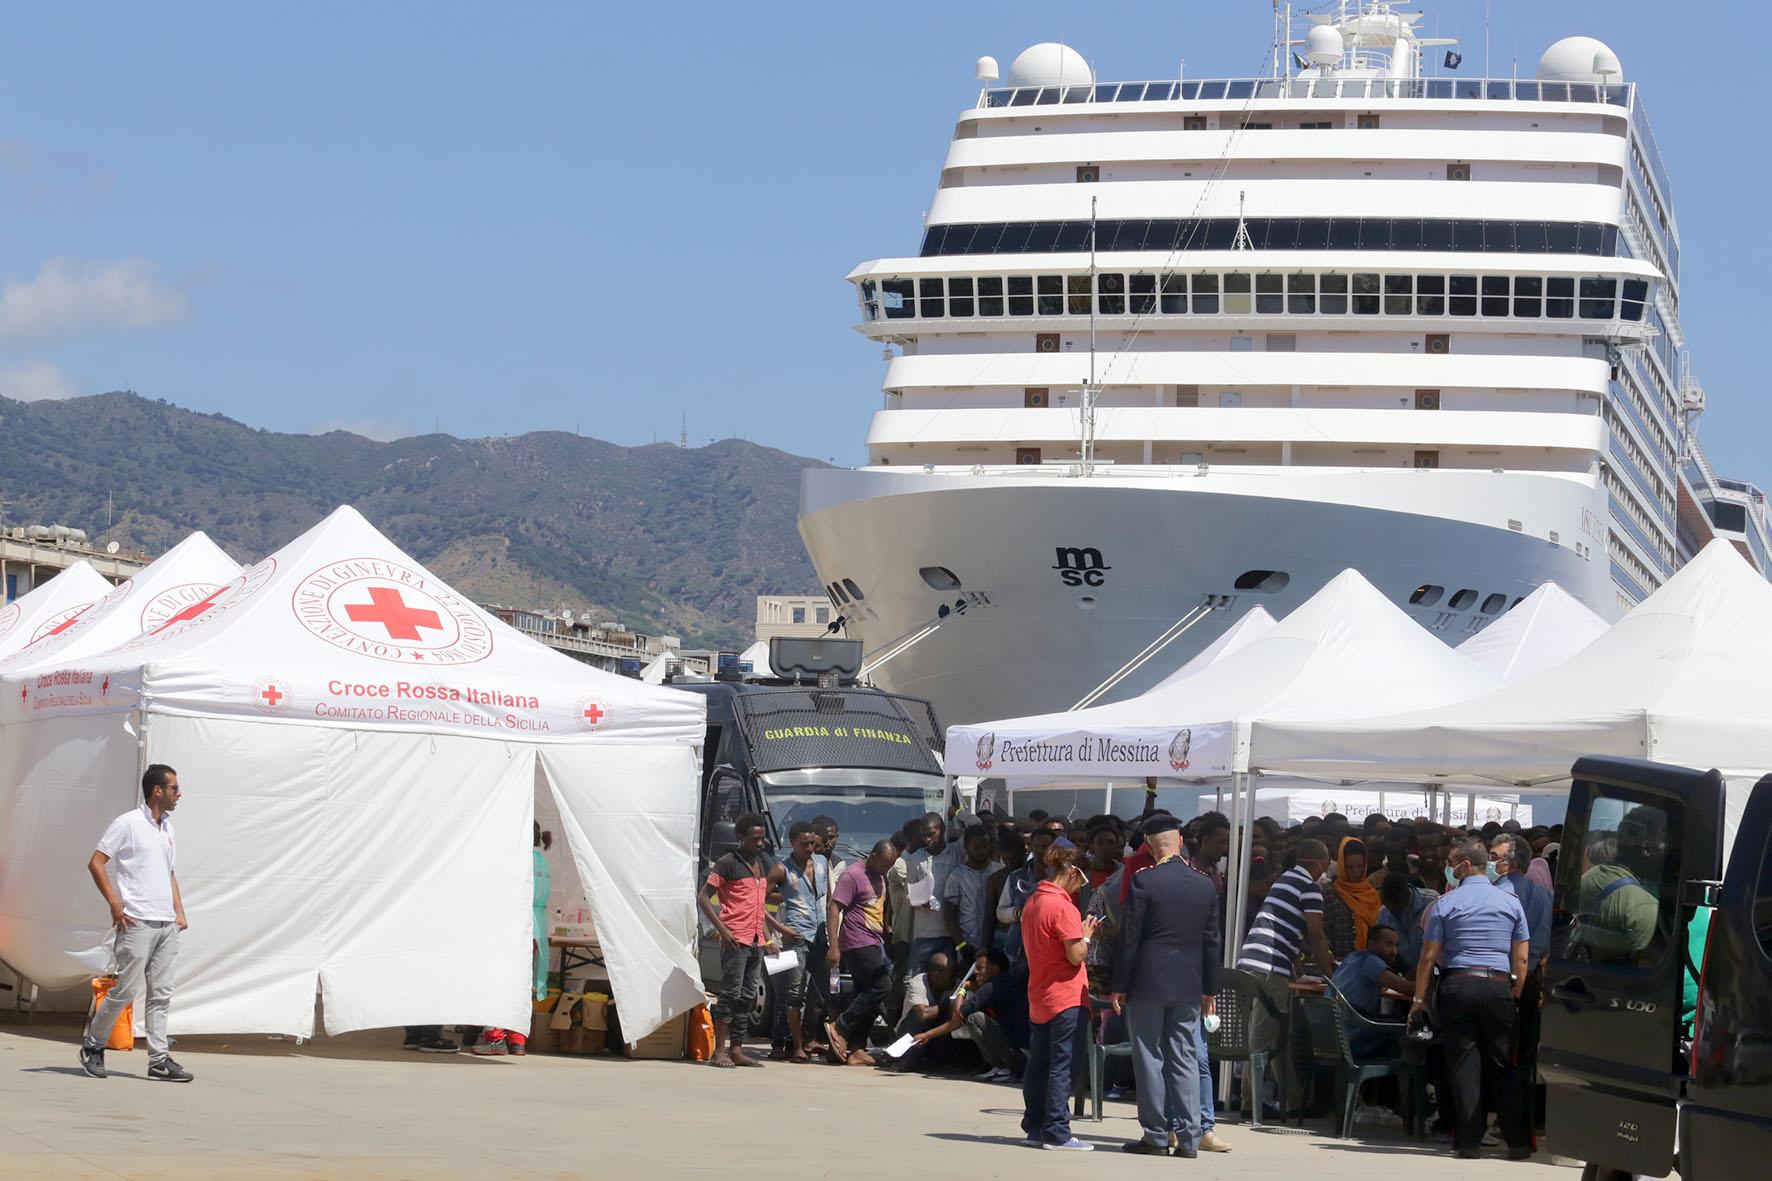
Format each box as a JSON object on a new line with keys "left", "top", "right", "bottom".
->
{"left": 1321, "top": 836, "right": 1383, "bottom": 957}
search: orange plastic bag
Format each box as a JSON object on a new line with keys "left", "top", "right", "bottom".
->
{"left": 687, "top": 1004, "right": 715, "bottom": 1062}
{"left": 89, "top": 976, "right": 134, "bottom": 1051}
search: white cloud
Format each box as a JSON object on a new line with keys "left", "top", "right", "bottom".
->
{"left": 308, "top": 417, "right": 418, "bottom": 442}
{"left": 0, "top": 258, "right": 191, "bottom": 344}
{"left": 0, "top": 362, "right": 81, "bottom": 401}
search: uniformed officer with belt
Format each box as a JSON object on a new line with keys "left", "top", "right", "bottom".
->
{"left": 1411, "top": 834, "right": 1532, "bottom": 1160}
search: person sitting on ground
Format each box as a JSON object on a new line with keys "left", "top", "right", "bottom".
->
{"left": 908, "top": 947, "right": 1028, "bottom": 1082}
{"left": 825, "top": 839, "right": 900, "bottom": 1067}
{"left": 887, "top": 951, "right": 962, "bottom": 1073}
{"left": 943, "top": 823, "right": 996, "bottom": 967}
{"left": 1322, "top": 836, "right": 1382, "bottom": 960}
{"left": 1330, "top": 924, "right": 1413, "bottom": 1058}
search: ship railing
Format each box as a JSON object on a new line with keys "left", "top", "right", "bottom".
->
{"left": 980, "top": 77, "right": 1632, "bottom": 110}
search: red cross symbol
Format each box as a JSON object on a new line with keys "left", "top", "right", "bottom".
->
{"left": 152, "top": 586, "right": 229, "bottom": 634}
{"left": 45, "top": 611, "right": 85, "bottom": 638}
{"left": 344, "top": 587, "right": 442, "bottom": 641}
{"left": 583, "top": 703, "right": 604, "bottom": 724}
{"left": 261, "top": 684, "right": 284, "bottom": 707}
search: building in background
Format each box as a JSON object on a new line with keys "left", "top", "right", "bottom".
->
{"left": 1, "top": 524, "right": 148, "bottom": 599}
{"left": 481, "top": 605, "right": 709, "bottom": 677}
{"left": 755, "top": 594, "right": 833, "bottom": 642}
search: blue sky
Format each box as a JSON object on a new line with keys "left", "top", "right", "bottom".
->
{"left": 0, "top": 1, "right": 1761, "bottom": 486}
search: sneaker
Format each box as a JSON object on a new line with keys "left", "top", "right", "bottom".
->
{"left": 507, "top": 1034, "right": 527, "bottom": 1058}
{"left": 148, "top": 1058, "right": 194, "bottom": 1083}
{"left": 1042, "top": 1138, "right": 1094, "bottom": 1151}
{"left": 78, "top": 1044, "right": 107, "bottom": 1079}
{"left": 975, "top": 1066, "right": 1012, "bottom": 1083}
{"left": 418, "top": 1036, "right": 460, "bottom": 1054}
{"left": 1481, "top": 1128, "right": 1502, "bottom": 1148}
{"left": 1199, "top": 1131, "right": 1232, "bottom": 1153}
{"left": 470, "top": 1038, "right": 507, "bottom": 1056}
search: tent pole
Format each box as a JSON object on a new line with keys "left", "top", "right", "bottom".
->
{"left": 1229, "top": 769, "right": 1259, "bottom": 969}
{"left": 1466, "top": 791, "right": 1476, "bottom": 829}
{"left": 1225, "top": 770, "right": 1243, "bottom": 970}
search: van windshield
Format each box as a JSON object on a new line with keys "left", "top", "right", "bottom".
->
{"left": 758, "top": 768, "right": 947, "bottom": 863}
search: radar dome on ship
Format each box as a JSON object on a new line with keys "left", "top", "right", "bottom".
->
{"left": 1006, "top": 42, "right": 1093, "bottom": 89}
{"left": 1536, "top": 36, "right": 1624, "bottom": 83}
{"left": 1304, "top": 24, "right": 1344, "bottom": 67}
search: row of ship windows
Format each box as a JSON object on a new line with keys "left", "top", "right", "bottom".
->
{"left": 980, "top": 78, "right": 1632, "bottom": 107}
{"left": 1409, "top": 585, "right": 1522, "bottom": 614}
{"left": 863, "top": 273, "right": 1650, "bottom": 321}
{"left": 919, "top": 219, "right": 1620, "bottom": 258}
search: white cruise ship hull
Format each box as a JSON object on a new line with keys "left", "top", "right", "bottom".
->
{"left": 801, "top": 465, "right": 1610, "bottom": 726}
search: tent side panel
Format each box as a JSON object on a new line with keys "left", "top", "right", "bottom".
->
{"left": 148, "top": 715, "right": 327, "bottom": 1037}
{"left": 539, "top": 743, "right": 703, "bottom": 1045}
{"left": 0, "top": 715, "right": 141, "bottom": 988}
{"left": 317, "top": 731, "right": 533, "bottom": 1035}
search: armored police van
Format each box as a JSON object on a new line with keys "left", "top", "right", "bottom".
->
{"left": 1541, "top": 756, "right": 1772, "bottom": 1180}
{"left": 672, "top": 638, "right": 948, "bottom": 1012}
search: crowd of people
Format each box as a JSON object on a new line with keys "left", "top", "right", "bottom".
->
{"left": 699, "top": 788, "right": 1568, "bottom": 1160}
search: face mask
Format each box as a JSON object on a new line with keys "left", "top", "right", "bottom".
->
{"left": 1483, "top": 861, "right": 1501, "bottom": 882}
{"left": 1444, "top": 865, "right": 1459, "bottom": 886}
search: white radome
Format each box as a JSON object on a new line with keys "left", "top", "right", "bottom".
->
{"left": 1006, "top": 42, "right": 1092, "bottom": 89}
{"left": 1305, "top": 24, "right": 1344, "bottom": 66}
{"left": 1536, "top": 35, "right": 1624, "bottom": 83}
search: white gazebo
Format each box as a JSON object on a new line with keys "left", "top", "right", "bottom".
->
{"left": 0, "top": 507, "right": 707, "bottom": 1043}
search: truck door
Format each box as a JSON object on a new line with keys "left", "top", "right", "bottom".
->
{"left": 1541, "top": 756, "right": 1725, "bottom": 1179}
{"left": 1681, "top": 774, "right": 1772, "bottom": 1174}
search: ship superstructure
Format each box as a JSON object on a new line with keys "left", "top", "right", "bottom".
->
{"left": 799, "top": 3, "right": 1771, "bottom": 725}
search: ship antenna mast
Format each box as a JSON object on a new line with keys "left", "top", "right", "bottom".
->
{"left": 1081, "top": 194, "right": 1098, "bottom": 470}
{"left": 1232, "top": 191, "right": 1253, "bottom": 251}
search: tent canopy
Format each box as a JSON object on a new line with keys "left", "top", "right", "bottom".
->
{"left": 946, "top": 569, "right": 1502, "bottom": 782}
{"left": 0, "top": 531, "right": 239, "bottom": 672}
{"left": 0, "top": 561, "right": 112, "bottom": 655}
{"left": 0, "top": 506, "right": 705, "bottom": 1043}
{"left": 1149, "top": 605, "right": 1276, "bottom": 691}
{"left": 1252, "top": 540, "right": 1772, "bottom": 789}
{"left": 1456, "top": 581, "right": 1610, "bottom": 683}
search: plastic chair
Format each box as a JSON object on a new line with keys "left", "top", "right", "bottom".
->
{"left": 1210, "top": 968, "right": 1287, "bottom": 1128}
{"left": 1321, "top": 983, "right": 1413, "bottom": 1139}
{"left": 1084, "top": 995, "right": 1133, "bottom": 1122}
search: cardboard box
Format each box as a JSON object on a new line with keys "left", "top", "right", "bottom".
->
{"left": 625, "top": 1012, "right": 686, "bottom": 1060}
{"left": 556, "top": 1024, "right": 606, "bottom": 1055}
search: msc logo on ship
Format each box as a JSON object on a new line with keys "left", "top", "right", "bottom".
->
{"left": 1053, "top": 546, "right": 1110, "bottom": 587}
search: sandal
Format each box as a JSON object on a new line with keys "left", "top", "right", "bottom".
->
{"left": 708, "top": 1057, "right": 736, "bottom": 1069}
{"left": 789, "top": 1050, "right": 810, "bottom": 1064}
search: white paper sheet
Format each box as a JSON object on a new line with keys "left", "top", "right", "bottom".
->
{"left": 884, "top": 1032, "right": 917, "bottom": 1058}
{"left": 907, "top": 873, "right": 935, "bottom": 907}
{"left": 764, "top": 950, "right": 799, "bottom": 976}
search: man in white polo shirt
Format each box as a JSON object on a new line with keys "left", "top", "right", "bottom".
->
{"left": 80, "top": 763, "right": 192, "bottom": 1082}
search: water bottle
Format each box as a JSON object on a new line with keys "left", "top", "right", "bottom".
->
{"left": 829, "top": 967, "right": 841, "bottom": 994}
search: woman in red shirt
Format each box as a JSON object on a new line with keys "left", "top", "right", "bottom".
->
{"left": 1020, "top": 840, "right": 1100, "bottom": 1150}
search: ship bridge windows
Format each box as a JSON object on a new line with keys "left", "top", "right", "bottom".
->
{"left": 1448, "top": 588, "right": 1479, "bottom": 611}
{"left": 920, "top": 218, "right": 1619, "bottom": 259}
{"left": 868, "top": 269, "right": 1645, "bottom": 324}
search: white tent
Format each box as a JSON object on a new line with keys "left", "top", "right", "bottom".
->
{"left": 1251, "top": 541, "right": 1772, "bottom": 826}
{"left": 1245, "top": 783, "right": 1531, "bottom": 827}
{"left": 948, "top": 570, "right": 1503, "bottom": 955}
{"left": 1149, "top": 605, "right": 1277, "bottom": 692}
{"left": 0, "top": 532, "right": 239, "bottom": 672}
{"left": 1456, "top": 581, "right": 1610, "bottom": 682}
{"left": 738, "top": 640, "right": 771, "bottom": 673}
{"left": 0, "top": 506, "right": 706, "bottom": 1042}
{"left": 946, "top": 570, "right": 1502, "bottom": 783}
{"left": 0, "top": 561, "right": 112, "bottom": 655}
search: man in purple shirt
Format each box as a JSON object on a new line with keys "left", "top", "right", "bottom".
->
{"left": 824, "top": 839, "right": 899, "bottom": 1067}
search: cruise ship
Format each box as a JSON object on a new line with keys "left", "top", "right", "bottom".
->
{"left": 798, "top": 2, "right": 1772, "bottom": 727}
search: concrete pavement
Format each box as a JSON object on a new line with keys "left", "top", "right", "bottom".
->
{"left": 0, "top": 1018, "right": 1579, "bottom": 1178}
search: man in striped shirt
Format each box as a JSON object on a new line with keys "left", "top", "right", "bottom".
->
{"left": 1235, "top": 839, "right": 1336, "bottom": 1101}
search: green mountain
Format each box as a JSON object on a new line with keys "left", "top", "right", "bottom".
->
{"left": 0, "top": 392, "right": 827, "bottom": 648}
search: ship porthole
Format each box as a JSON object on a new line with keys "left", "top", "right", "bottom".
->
{"left": 1077, "top": 595, "right": 1098, "bottom": 610}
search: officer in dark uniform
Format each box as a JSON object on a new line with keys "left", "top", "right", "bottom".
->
{"left": 1109, "top": 814, "right": 1221, "bottom": 1158}
{"left": 1411, "top": 834, "right": 1532, "bottom": 1160}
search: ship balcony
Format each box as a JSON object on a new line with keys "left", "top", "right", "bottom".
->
{"left": 864, "top": 406, "right": 1603, "bottom": 473}
{"left": 976, "top": 76, "right": 1632, "bottom": 110}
